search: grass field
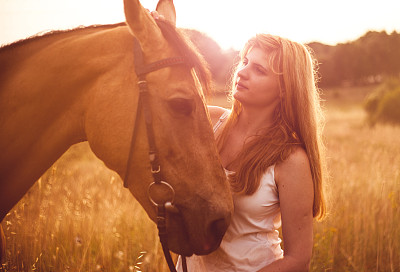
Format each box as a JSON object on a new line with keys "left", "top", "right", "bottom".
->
{"left": 1, "top": 85, "right": 399, "bottom": 271}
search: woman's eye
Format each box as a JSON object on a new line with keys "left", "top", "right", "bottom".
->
{"left": 168, "top": 98, "right": 194, "bottom": 116}
{"left": 256, "top": 67, "right": 266, "bottom": 74}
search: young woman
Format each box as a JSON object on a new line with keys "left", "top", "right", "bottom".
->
{"left": 177, "top": 33, "right": 327, "bottom": 272}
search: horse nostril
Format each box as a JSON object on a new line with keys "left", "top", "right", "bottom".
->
{"left": 210, "top": 217, "right": 230, "bottom": 242}
{"left": 198, "top": 217, "right": 229, "bottom": 253}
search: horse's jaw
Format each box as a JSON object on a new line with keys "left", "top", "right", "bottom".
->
{"left": 127, "top": 178, "right": 231, "bottom": 256}
{"left": 166, "top": 210, "right": 230, "bottom": 256}
{"left": 144, "top": 194, "right": 231, "bottom": 256}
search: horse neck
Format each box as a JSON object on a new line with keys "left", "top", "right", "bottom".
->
{"left": 0, "top": 25, "right": 133, "bottom": 220}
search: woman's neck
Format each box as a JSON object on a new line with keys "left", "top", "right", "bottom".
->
{"left": 235, "top": 105, "right": 276, "bottom": 137}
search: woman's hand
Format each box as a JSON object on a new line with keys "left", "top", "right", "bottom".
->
{"left": 149, "top": 10, "right": 165, "bottom": 20}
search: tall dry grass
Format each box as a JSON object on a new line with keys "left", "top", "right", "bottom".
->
{"left": 1, "top": 85, "right": 399, "bottom": 271}
{"left": 310, "top": 85, "right": 400, "bottom": 272}
{"left": 1, "top": 144, "right": 169, "bottom": 272}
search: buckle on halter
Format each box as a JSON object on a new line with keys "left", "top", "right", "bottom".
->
{"left": 137, "top": 80, "right": 148, "bottom": 91}
{"left": 151, "top": 165, "right": 161, "bottom": 174}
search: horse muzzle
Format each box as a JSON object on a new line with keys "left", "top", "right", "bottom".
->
{"left": 165, "top": 202, "right": 231, "bottom": 256}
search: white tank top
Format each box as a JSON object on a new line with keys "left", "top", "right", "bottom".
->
{"left": 177, "top": 110, "right": 283, "bottom": 272}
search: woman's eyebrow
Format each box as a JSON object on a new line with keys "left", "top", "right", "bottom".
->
{"left": 253, "top": 62, "right": 269, "bottom": 72}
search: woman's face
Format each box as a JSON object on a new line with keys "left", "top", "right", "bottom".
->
{"left": 233, "top": 46, "right": 281, "bottom": 109}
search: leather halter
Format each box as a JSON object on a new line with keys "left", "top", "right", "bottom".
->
{"left": 123, "top": 37, "right": 188, "bottom": 272}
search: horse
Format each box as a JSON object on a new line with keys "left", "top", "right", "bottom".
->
{"left": 0, "top": 0, "right": 233, "bottom": 261}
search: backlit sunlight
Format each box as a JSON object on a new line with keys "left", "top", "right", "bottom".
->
{"left": 1, "top": 0, "right": 399, "bottom": 50}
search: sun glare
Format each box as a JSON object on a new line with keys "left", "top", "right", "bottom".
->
{"left": 0, "top": 0, "right": 399, "bottom": 49}
{"left": 174, "top": 0, "right": 400, "bottom": 50}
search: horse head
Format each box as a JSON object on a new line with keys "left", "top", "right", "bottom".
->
{"left": 85, "top": 0, "right": 233, "bottom": 256}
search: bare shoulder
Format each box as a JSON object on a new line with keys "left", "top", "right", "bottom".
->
{"left": 207, "top": 106, "right": 228, "bottom": 126}
{"left": 275, "top": 147, "right": 314, "bottom": 217}
{"left": 275, "top": 147, "right": 312, "bottom": 187}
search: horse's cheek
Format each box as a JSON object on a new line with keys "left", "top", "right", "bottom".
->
{"left": 84, "top": 92, "right": 132, "bottom": 176}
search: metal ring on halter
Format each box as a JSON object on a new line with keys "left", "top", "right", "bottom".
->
{"left": 148, "top": 180, "right": 176, "bottom": 207}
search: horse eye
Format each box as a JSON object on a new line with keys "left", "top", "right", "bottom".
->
{"left": 168, "top": 97, "right": 194, "bottom": 116}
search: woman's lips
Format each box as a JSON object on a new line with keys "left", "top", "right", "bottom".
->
{"left": 236, "top": 82, "right": 248, "bottom": 90}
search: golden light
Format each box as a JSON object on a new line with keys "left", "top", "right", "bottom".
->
{"left": 1, "top": 0, "right": 399, "bottom": 50}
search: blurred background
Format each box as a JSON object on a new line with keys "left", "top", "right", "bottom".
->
{"left": 1, "top": 0, "right": 399, "bottom": 271}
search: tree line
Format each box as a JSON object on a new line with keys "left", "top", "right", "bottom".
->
{"left": 309, "top": 30, "right": 400, "bottom": 87}
{"left": 184, "top": 29, "right": 400, "bottom": 89}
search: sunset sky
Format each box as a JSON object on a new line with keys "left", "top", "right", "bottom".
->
{"left": 1, "top": 0, "right": 399, "bottom": 50}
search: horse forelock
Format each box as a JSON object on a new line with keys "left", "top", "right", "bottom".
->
{"left": 155, "top": 19, "right": 212, "bottom": 100}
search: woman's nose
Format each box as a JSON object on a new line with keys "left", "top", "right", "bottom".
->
{"left": 237, "top": 65, "right": 249, "bottom": 80}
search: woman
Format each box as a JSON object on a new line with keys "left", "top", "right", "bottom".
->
{"left": 177, "top": 33, "right": 327, "bottom": 272}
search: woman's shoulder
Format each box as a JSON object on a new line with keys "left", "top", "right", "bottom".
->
{"left": 274, "top": 147, "right": 312, "bottom": 186}
{"left": 208, "top": 106, "right": 229, "bottom": 126}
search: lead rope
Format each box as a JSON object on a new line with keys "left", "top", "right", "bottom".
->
{"left": 182, "top": 255, "right": 188, "bottom": 272}
{"left": 123, "top": 37, "right": 188, "bottom": 272}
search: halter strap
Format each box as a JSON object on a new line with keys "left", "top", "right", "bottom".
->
{"left": 133, "top": 37, "right": 185, "bottom": 77}
{"left": 124, "top": 37, "right": 186, "bottom": 188}
{"left": 123, "top": 37, "right": 188, "bottom": 272}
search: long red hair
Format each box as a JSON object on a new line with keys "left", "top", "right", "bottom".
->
{"left": 216, "top": 34, "right": 326, "bottom": 219}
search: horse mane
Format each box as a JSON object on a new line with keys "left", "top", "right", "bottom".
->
{"left": 155, "top": 19, "right": 212, "bottom": 98}
{"left": 0, "top": 20, "right": 212, "bottom": 97}
{"left": 0, "top": 23, "right": 126, "bottom": 52}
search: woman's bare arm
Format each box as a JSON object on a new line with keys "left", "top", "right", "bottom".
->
{"left": 258, "top": 148, "right": 314, "bottom": 272}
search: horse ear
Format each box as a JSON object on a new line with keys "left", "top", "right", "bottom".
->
{"left": 123, "top": 0, "right": 164, "bottom": 48}
{"left": 156, "top": 0, "right": 177, "bottom": 26}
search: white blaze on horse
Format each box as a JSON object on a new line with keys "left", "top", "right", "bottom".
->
{"left": 0, "top": 0, "right": 233, "bottom": 261}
